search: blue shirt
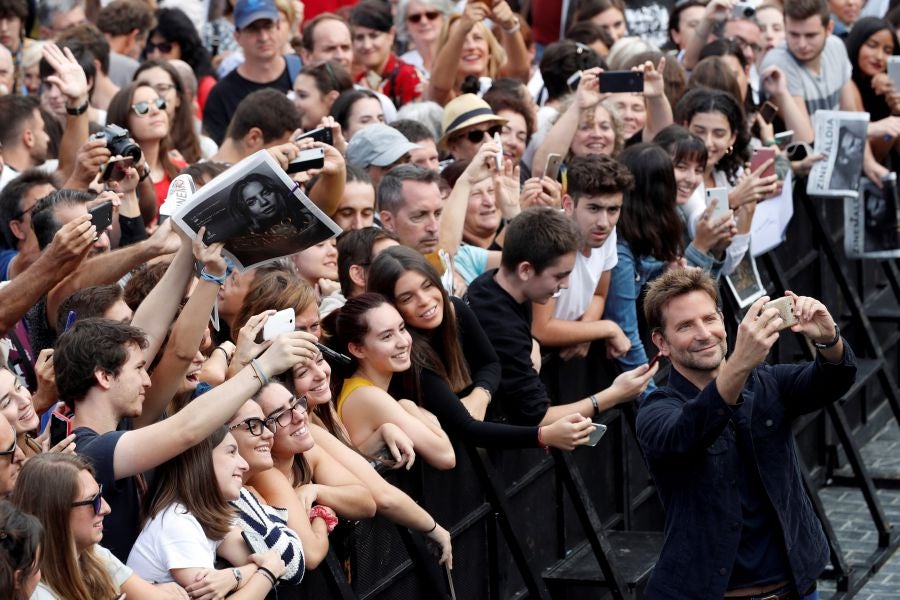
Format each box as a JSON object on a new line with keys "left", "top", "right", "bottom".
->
{"left": 636, "top": 344, "right": 857, "bottom": 599}
{"left": 0, "top": 249, "right": 17, "bottom": 281}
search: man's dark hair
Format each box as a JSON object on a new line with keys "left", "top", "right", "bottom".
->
{"left": 56, "top": 24, "right": 111, "bottom": 75}
{"left": 301, "top": 12, "right": 348, "bottom": 53}
{"left": 56, "top": 285, "right": 125, "bottom": 333}
{"left": 566, "top": 155, "right": 634, "bottom": 204}
{"left": 540, "top": 40, "right": 605, "bottom": 101}
{"left": 565, "top": 21, "right": 614, "bottom": 50}
{"left": 0, "top": 0, "right": 28, "bottom": 20}
{"left": 349, "top": 0, "right": 393, "bottom": 33}
{"left": 336, "top": 226, "right": 399, "bottom": 297}
{"left": 40, "top": 43, "right": 97, "bottom": 88}
{"left": 299, "top": 60, "right": 353, "bottom": 95}
{"left": 668, "top": 0, "right": 706, "bottom": 41}
{"left": 346, "top": 162, "right": 372, "bottom": 185}
{"left": 31, "top": 189, "right": 94, "bottom": 250}
{"left": 783, "top": 0, "right": 829, "bottom": 26}
{"left": 0, "top": 96, "right": 39, "bottom": 149}
{"left": 0, "top": 169, "right": 56, "bottom": 249}
{"left": 377, "top": 164, "right": 441, "bottom": 214}
{"left": 501, "top": 207, "right": 581, "bottom": 274}
{"left": 225, "top": 88, "right": 301, "bottom": 143}
{"left": 54, "top": 318, "right": 148, "bottom": 403}
{"left": 390, "top": 119, "right": 434, "bottom": 143}
{"left": 97, "top": 0, "right": 156, "bottom": 36}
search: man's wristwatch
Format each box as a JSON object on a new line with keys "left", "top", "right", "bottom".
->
{"left": 231, "top": 567, "right": 243, "bottom": 591}
{"left": 813, "top": 324, "right": 841, "bottom": 349}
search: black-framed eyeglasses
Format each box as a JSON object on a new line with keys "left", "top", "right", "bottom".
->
{"left": 230, "top": 417, "right": 267, "bottom": 436}
{"left": 264, "top": 396, "right": 308, "bottom": 432}
{"left": 146, "top": 40, "right": 173, "bottom": 54}
{"left": 11, "top": 203, "right": 35, "bottom": 221}
{"left": 71, "top": 485, "right": 104, "bottom": 515}
{"left": 408, "top": 10, "right": 441, "bottom": 23}
{"left": 456, "top": 125, "right": 502, "bottom": 145}
{"left": 131, "top": 97, "right": 167, "bottom": 117}
{"left": 0, "top": 438, "right": 16, "bottom": 457}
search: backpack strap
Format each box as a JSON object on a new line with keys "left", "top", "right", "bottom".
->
{"left": 285, "top": 54, "right": 302, "bottom": 83}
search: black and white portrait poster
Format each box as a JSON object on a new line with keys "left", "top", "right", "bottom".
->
{"left": 844, "top": 174, "right": 900, "bottom": 258}
{"left": 807, "top": 110, "right": 870, "bottom": 198}
{"left": 171, "top": 150, "right": 341, "bottom": 271}
{"left": 726, "top": 252, "right": 767, "bottom": 308}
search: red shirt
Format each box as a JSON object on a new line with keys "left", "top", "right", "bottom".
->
{"left": 355, "top": 53, "right": 422, "bottom": 108}
{"left": 531, "top": 0, "right": 563, "bottom": 45}
{"left": 303, "top": 0, "right": 358, "bottom": 21}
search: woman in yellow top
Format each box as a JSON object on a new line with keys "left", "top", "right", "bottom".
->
{"left": 326, "top": 293, "right": 456, "bottom": 471}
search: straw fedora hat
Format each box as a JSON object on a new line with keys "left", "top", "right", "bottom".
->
{"left": 439, "top": 94, "right": 507, "bottom": 149}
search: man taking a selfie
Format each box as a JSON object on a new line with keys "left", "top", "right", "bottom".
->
{"left": 636, "top": 269, "right": 856, "bottom": 600}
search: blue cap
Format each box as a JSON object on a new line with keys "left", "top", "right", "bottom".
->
{"left": 234, "top": 0, "right": 280, "bottom": 29}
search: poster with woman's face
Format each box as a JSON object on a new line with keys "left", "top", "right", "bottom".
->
{"left": 172, "top": 150, "right": 341, "bottom": 271}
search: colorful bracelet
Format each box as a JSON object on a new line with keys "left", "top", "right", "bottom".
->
{"left": 309, "top": 505, "right": 339, "bottom": 533}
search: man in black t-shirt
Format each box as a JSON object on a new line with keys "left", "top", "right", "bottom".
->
{"left": 202, "top": 0, "right": 302, "bottom": 144}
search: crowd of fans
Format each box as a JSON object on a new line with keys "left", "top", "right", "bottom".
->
{"left": 0, "top": 0, "right": 877, "bottom": 596}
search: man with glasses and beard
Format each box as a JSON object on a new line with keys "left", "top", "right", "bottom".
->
{"left": 636, "top": 269, "right": 856, "bottom": 600}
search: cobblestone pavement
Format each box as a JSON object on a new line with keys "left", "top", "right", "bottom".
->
{"left": 817, "top": 420, "right": 900, "bottom": 599}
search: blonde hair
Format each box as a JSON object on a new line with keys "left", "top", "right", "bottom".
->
{"left": 439, "top": 15, "right": 507, "bottom": 83}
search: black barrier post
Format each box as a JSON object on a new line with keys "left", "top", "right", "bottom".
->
{"left": 465, "top": 445, "right": 554, "bottom": 600}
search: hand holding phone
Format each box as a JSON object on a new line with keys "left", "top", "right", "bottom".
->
{"left": 88, "top": 201, "right": 114, "bottom": 237}
{"left": 286, "top": 147, "right": 326, "bottom": 174}
{"left": 49, "top": 409, "right": 73, "bottom": 447}
{"left": 586, "top": 423, "right": 608, "bottom": 446}
{"left": 750, "top": 147, "right": 776, "bottom": 179}
{"left": 543, "top": 153, "right": 563, "bottom": 180}
{"left": 706, "top": 187, "right": 731, "bottom": 221}
{"left": 762, "top": 296, "right": 799, "bottom": 331}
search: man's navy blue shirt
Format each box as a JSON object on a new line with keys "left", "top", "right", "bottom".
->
{"left": 635, "top": 344, "right": 857, "bottom": 599}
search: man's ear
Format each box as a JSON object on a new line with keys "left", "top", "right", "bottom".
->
{"left": 562, "top": 194, "right": 575, "bottom": 215}
{"left": 299, "top": 47, "right": 311, "bottom": 63}
{"left": 379, "top": 210, "right": 394, "bottom": 231}
{"left": 8, "top": 219, "right": 26, "bottom": 241}
{"left": 94, "top": 367, "right": 114, "bottom": 391}
{"left": 243, "top": 127, "right": 265, "bottom": 150}
{"left": 21, "top": 127, "right": 34, "bottom": 150}
{"left": 349, "top": 264, "right": 367, "bottom": 291}
{"left": 515, "top": 260, "right": 534, "bottom": 282}
{"left": 651, "top": 329, "right": 670, "bottom": 356}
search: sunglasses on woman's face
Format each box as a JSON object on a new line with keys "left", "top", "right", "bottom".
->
{"left": 456, "top": 125, "right": 502, "bottom": 145}
{"left": 131, "top": 97, "right": 167, "bottom": 117}
{"left": 146, "top": 40, "right": 173, "bottom": 54}
{"left": 407, "top": 10, "right": 441, "bottom": 23}
{"left": 71, "top": 484, "right": 104, "bottom": 516}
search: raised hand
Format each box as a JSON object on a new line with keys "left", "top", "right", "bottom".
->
{"left": 41, "top": 43, "right": 89, "bottom": 105}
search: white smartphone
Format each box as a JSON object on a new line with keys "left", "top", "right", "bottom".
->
{"left": 493, "top": 132, "right": 503, "bottom": 170}
{"left": 889, "top": 56, "right": 900, "bottom": 92}
{"left": 262, "top": 308, "right": 295, "bottom": 341}
{"left": 586, "top": 423, "right": 608, "bottom": 446}
{"left": 706, "top": 187, "right": 731, "bottom": 221}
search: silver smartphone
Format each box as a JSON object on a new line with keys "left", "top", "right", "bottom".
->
{"left": 586, "top": 423, "right": 608, "bottom": 446}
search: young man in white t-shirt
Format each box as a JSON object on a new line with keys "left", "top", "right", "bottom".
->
{"left": 531, "top": 155, "right": 634, "bottom": 362}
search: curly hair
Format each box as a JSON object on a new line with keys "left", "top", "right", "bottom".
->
{"left": 674, "top": 87, "right": 750, "bottom": 183}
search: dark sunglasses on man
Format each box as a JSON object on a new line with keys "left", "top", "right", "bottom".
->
{"left": 456, "top": 125, "right": 502, "bottom": 145}
{"left": 407, "top": 10, "right": 441, "bottom": 23}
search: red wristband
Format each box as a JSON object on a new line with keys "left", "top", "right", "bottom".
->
{"left": 309, "top": 505, "right": 338, "bottom": 533}
{"left": 537, "top": 426, "right": 549, "bottom": 453}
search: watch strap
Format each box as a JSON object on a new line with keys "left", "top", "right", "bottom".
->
{"left": 813, "top": 324, "right": 841, "bottom": 349}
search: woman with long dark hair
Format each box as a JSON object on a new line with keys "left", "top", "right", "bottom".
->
{"left": 366, "top": 246, "right": 602, "bottom": 449}
{"left": 845, "top": 17, "right": 900, "bottom": 165}
{"left": 604, "top": 143, "right": 685, "bottom": 374}
{"left": 134, "top": 60, "right": 207, "bottom": 163}
{"left": 127, "top": 427, "right": 287, "bottom": 598}
{"left": 106, "top": 81, "right": 187, "bottom": 208}
{"left": 324, "top": 293, "right": 457, "bottom": 470}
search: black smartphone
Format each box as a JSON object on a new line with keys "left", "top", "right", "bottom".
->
{"left": 286, "top": 147, "right": 326, "bottom": 174}
{"left": 100, "top": 156, "right": 134, "bottom": 182}
{"left": 49, "top": 410, "right": 72, "bottom": 447}
{"left": 88, "top": 201, "right": 114, "bottom": 233}
{"left": 786, "top": 142, "right": 811, "bottom": 162}
{"left": 648, "top": 353, "right": 665, "bottom": 369}
{"left": 295, "top": 126, "right": 333, "bottom": 146}
{"left": 759, "top": 101, "right": 779, "bottom": 124}
{"left": 315, "top": 342, "right": 352, "bottom": 366}
{"left": 598, "top": 71, "right": 643, "bottom": 94}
